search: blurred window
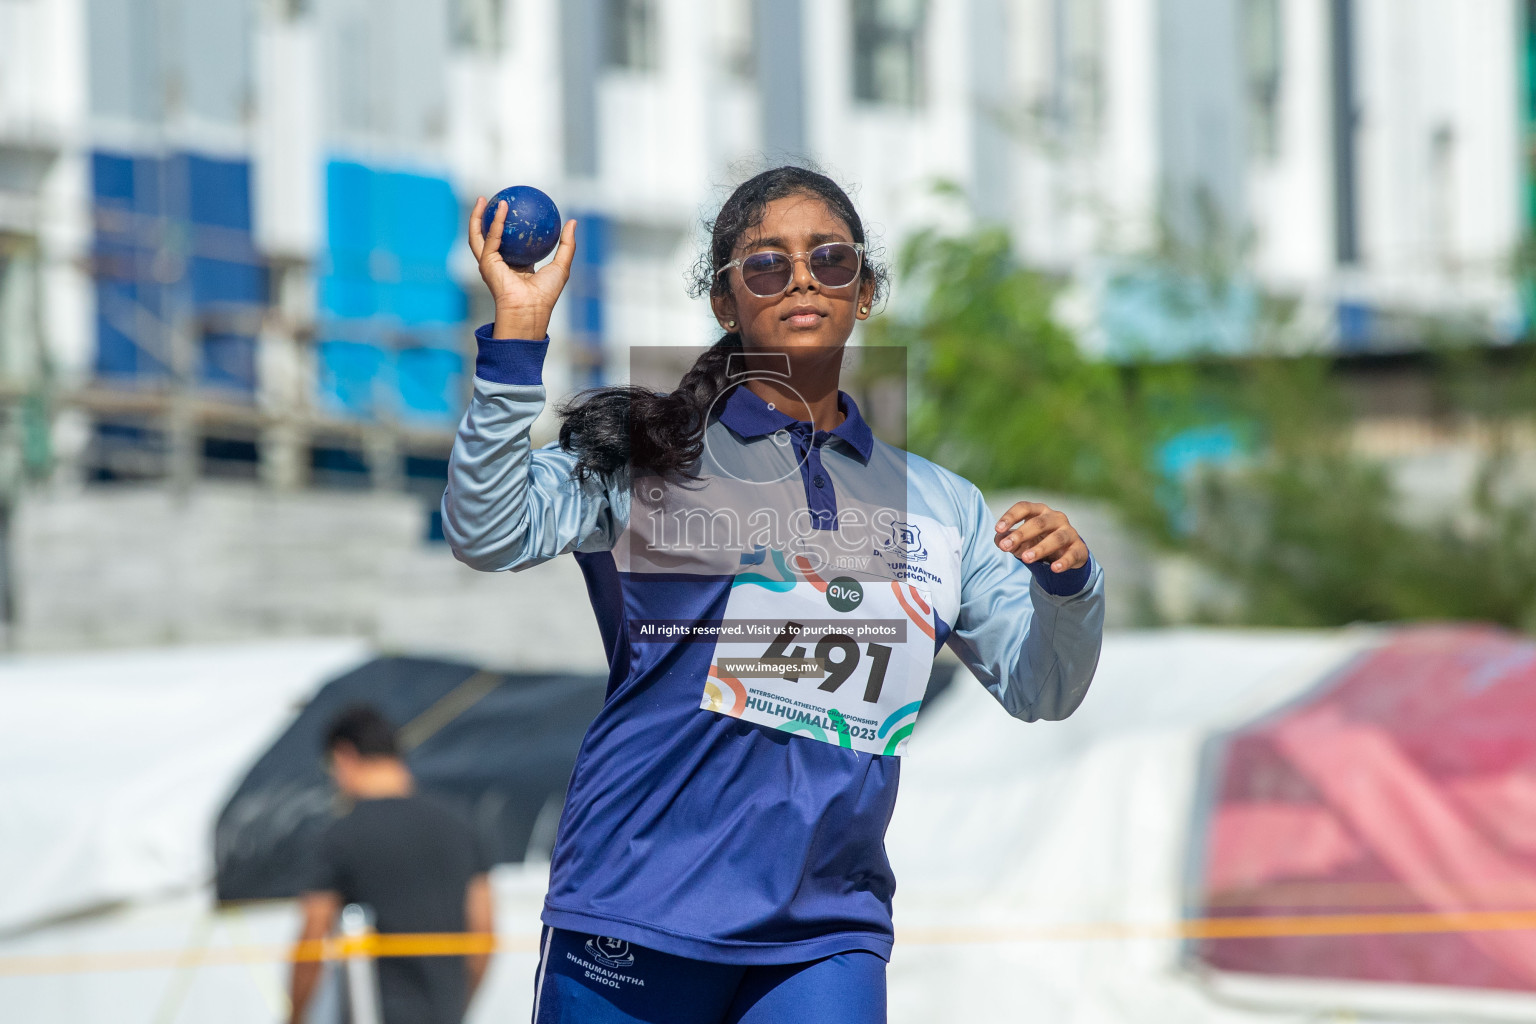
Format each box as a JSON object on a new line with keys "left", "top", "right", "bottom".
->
{"left": 309, "top": 443, "right": 372, "bottom": 489}
{"left": 1245, "top": 0, "right": 1283, "bottom": 160}
{"left": 852, "top": 0, "right": 927, "bottom": 108}
{"left": 451, "top": 0, "right": 502, "bottom": 53}
{"left": 403, "top": 453, "right": 449, "bottom": 499}
{"left": 201, "top": 435, "right": 261, "bottom": 480}
{"left": 604, "top": 0, "right": 659, "bottom": 71}
{"left": 1429, "top": 123, "right": 1455, "bottom": 270}
{"left": 718, "top": 0, "right": 754, "bottom": 82}
{"left": 1330, "top": 0, "right": 1358, "bottom": 263}
{"left": 404, "top": 452, "right": 451, "bottom": 541}
{"left": 87, "top": 420, "right": 168, "bottom": 484}
{"left": 334, "top": 14, "right": 373, "bottom": 132}
{"left": 404, "top": 455, "right": 448, "bottom": 477}
{"left": 1039, "top": 0, "right": 1103, "bottom": 145}
{"left": 424, "top": 506, "right": 447, "bottom": 542}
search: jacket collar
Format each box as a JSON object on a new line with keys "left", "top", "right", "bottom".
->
{"left": 717, "top": 384, "right": 875, "bottom": 463}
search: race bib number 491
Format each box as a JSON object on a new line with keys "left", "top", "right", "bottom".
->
{"left": 701, "top": 567, "right": 936, "bottom": 756}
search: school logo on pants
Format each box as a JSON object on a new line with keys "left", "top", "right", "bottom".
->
{"left": 586, "top": 936, "right": 635, "bottom": 968}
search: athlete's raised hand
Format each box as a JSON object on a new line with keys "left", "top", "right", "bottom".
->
{"left": 994, "top": 501, "right": 1089, "bottom": 574}
{"left": 469, "top": 196, "right": 577, "bottom": 340}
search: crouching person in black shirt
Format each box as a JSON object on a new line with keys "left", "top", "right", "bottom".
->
{"left": 288, "top": 705, "right": 495, "bottom": 1024}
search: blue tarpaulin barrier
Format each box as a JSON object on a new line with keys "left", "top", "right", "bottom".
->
{"left": 202, "top": 332, "right": 259, "bottom": 392}
{"left": 395, "top": 347, "right": 463, "bottom": 422}
{"left": 318, "top": 160, "right": 468, "bottom": 423}
{"left": 315, "top": 340, "right": 386, "bottom": 418}
{"left": 566, "top": 212, "right": 608, "bottom": 386}
{"left": 316, "top": 340, "right": 465, "bottom": 423}
{"left": 91, "top": 149, "right": 264, "bottom": 394}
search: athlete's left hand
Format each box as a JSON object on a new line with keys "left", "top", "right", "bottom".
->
{"left": 993, "top": 501, "right": 1089, "bottom": 573}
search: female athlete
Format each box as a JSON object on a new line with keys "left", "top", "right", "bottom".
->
{"left": 444, "top": 166, "right": 1105, "bottom": 1023}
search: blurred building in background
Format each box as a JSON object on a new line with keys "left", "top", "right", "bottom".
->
{"left": 0, "top": 0, "right": 1529, "bottom": 650}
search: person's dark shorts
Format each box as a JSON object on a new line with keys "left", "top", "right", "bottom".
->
{"left": 531, "top": 927, "right": 886, "bottom": 1024}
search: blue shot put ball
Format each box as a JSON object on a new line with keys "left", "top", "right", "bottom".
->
{"left": 482, "top": 185, "right": 561, "bottom": 267}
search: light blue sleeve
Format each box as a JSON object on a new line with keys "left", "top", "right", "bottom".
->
{"left": 441, "top": 335, "right": 627, "bottom": 573}
{"left": 945, "top": 484, "right": 1106, "bottom": 722}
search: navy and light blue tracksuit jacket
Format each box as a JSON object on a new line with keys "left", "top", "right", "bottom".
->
{"left": 443, "top": 325, "right": 1106, "bottom": 965}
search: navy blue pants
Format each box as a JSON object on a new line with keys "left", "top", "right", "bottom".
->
{"left": 530, "top": 928, "right": 887, "bottom": 1024}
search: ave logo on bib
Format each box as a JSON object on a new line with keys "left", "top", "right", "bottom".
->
{"left": 701, "top": 552, "right": 935, "bottom": 756}
{"left": 825, "top": 577, "right": 863, "bottom": 612}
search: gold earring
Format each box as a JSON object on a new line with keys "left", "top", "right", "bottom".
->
{"left": 727, "top": 320, "right": 737, "bottom": 329}
{"left": 859, "top": 306, "right": 869, "bottom": 315}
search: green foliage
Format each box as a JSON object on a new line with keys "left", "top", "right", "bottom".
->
{"left": 882, "top": 223, "right": 1536, "bottom": 630}
{"left": 872, "top": 227, "right": 1182, "bottom": 540}
{"left": 1191, "top": 435, "right": 1536, "bottom": 630}
{"left": 1193, "top": 449, "right": 1423, "bottom": 626}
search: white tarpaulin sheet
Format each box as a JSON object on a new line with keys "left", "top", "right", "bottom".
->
{"left": 0, "top": 640, "right": 369, "bottom": 933}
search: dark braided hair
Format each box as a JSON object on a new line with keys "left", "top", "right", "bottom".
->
{"left": 556, "top": 166, "right": 888, "bottom": 480}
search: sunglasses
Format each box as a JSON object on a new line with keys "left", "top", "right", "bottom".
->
{"left": 715, "top": 242, "right": 866, "bottom": 298}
